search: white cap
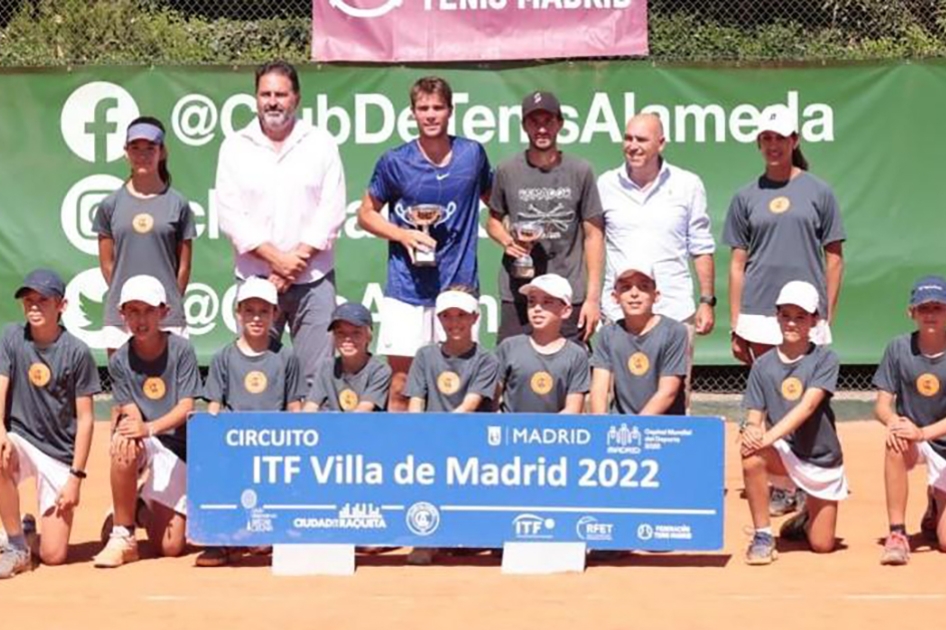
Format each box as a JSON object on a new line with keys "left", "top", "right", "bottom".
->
{"left": 518, "top": 273, "right": 573, "bottom": 305}
{"left": 119, "top": 275, "right": 166, "bottom": 307}
{"left": 776, "top": 280, "right": 819, "bottom": 314}
{"left": 237, "top": 277, "right": 278, "bottom": 306}
{"left": 435, "top": 290, "right": 479, "bottom": 315}
{"left": 614, "top": 258, "right": 656, "bottom": 286}
{"left": 757, "top": 104, "right": 797, "bottom": 138}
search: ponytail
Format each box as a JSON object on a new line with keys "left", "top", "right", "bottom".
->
{"left": 792, "top": 145, "right": 808, "bottom": 171}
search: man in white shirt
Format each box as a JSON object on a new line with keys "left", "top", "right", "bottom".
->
{"left": 597, "top": 113, "right": 716, "bottom": 405}
{"left": 216, "top": 60, "right": 347, "bottom": 383}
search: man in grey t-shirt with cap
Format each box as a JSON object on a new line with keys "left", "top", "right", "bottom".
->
{"left": 487, "top": 91, "right": 604, "bottom": 344}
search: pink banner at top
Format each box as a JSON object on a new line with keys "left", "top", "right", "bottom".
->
{"left": 313, "top": 0, "right": 648, "bottom": 62}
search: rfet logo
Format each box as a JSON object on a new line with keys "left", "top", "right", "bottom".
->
{"left": 61, "top": 82, "right": 140, "bottom": 163}
{"left": 329, "top": 0, "right": 403, "bottom": 19}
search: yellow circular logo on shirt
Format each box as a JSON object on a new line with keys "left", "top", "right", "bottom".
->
{"left": 339, "top": 389, "right": 359, "bottom": 411}
{"left": 143, "top": 377, "right": 166, "bottom": 401}
{"left": 769, "top": 196, "right": 791, "bottom": 214}
{"left": 917, "top": 373, "right": 940, "bottom": 398}
{"left": 437, "top": 371, "right": 461, "bottom": 395}
{"left": 627, "top": 352, "right": 650, "bottom": 376}
{"left": 530, "top": 371, "right": 554, "bottom": 396}
{"left": 132, "top": 213, "right": 154, "bottom": 234}
{"left": 28, "top": 363, "right": 51, "bottom": 387}
{"left": 781, "top": 377, "right": 804, "bottom": 401}
{"left": 244, "top": 371, "right": 268, "bottom": 395}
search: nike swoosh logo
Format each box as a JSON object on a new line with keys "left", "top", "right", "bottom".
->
{"left": 436, "top": 173, "right": 450, "bottom": 181}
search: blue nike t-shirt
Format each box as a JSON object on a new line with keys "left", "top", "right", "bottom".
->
{"left": 368, "top": 136, "right": 492, "bottom": 306}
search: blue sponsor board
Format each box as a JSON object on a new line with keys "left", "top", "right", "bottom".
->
{"left": 187, "top": 413, "right": 724, "bottom": 550}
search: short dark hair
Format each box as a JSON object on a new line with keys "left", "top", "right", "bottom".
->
{"left": 410, "top": 76, "right": 453, "bottom": 109}
{"left": 255, "top": 60, "right": 300, "bottom": 95}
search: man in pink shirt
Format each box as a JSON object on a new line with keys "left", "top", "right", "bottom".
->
{"left": 216, "top": 60, "right": 347, "bottom": 383}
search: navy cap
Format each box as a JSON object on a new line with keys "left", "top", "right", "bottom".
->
{"left": 910, "top": 275, "right": 946, "bottom": 306}
{"left": 328, "top": 302, "right": 372, "bottom": 330}
{"left": 14, "top": 269, "right": 66, "bottom": 300}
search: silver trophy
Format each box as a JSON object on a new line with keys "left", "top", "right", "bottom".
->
{"left": 407, "top": 204, "right": 444, "bottom": 267}
{"left": 511, "top": 220, "right": 545, "bottom": 279}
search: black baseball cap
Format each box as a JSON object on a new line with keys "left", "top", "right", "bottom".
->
{"left": 521, "top": 91, "right": 562, "bottom": 119}
{"left": 14, "top": 269, "right": 66, "bottom": 300}
{"left": 328, "top": 302, "right": 372, "bottom": 330}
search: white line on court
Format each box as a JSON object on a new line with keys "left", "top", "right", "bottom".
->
{"left": 438, "top": 505, "right": 717, "bottom": 515}
{"left": 261, "top": 504, "right": 336, "bottom": 510}
{"left": 199, "top": 504, "right": 238, "bottom": 510}
{"left": 844, "top": 594, "right": 946, "bottom": 601}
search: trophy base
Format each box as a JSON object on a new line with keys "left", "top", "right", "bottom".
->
{"left": 512, "top": 257, "right": 536, "bottom": 280}
{"left": 414, "top": 249, "right": 437, "bottom": 267}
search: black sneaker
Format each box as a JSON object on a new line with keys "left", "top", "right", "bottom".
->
{"left": 921, "top": 487, "right": 938, "bottom": 543}
{"left": 779, "top": 510, "right": 810, "bottom": 542}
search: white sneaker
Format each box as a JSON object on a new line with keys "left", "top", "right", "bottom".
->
{"left": 93, "top": 534, "right": 140, "bottom": 568}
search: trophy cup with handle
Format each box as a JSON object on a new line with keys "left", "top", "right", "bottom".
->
{"left": 407, "top": 204, "right": 444, "bottom": 267}
{"left": 511, "top": 220, "right": 545, "bottom": 279}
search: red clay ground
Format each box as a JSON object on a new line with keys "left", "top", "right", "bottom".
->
{"left": 3, "top": 421, "right": 945, "bottom": 628}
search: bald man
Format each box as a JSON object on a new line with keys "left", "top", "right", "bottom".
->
{"left": 597, "top": 113, "right": 716, "bottom": 408}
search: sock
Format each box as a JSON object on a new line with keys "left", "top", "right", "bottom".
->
{"left": 111, "top": 525, "right": 134, "bottom": 538}
{"left": 7, "top": 533, "right": 28, "bottom": 551}
{"left": 890, "top": 524, "right": 906, "bottom": 535}
{"left": 755, "top": 527, "right": 773, "bottom": 536}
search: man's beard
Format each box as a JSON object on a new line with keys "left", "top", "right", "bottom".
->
{"left": 260, "top": 108, "right": 294, "bottom": 133}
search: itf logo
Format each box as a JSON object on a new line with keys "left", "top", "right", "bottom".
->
{"left": 60, "top": 82, "right": 140, "bottom": 163}
{"left": 513, "top": 514, "right": 555, "bottom": 540}
{"left": 329, "top": 0, "right": 402, "bottom": 18}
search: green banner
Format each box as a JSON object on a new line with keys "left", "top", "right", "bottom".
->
{"left": 1, "top": 61, "right": 942, "bottom": 365}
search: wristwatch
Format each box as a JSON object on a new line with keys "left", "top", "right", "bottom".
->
{"left": 69, "top": 467, "right": 87, "bottom": 479}
{"left": 699, "top": 295, "right": 717, "bottom": 307}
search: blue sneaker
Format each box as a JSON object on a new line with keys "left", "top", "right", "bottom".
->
{"left": 745, "top": 531, "right": 778, "bottom": 565}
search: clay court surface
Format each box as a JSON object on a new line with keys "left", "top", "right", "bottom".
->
{"left": 3, "top": 420, "right": 945, "bottom": 628}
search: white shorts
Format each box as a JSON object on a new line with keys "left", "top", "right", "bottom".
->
{"left": 736, "top": 314, "right": 832, "bottom": 346}
{"left": 7, "top": 432, "right": 70, "bottom": 516}
{"left": 770, "top": 438, "right": 849, "bottom": 502}
{"left": 102, "top": 325, "right": 189, "bottom": 350}
{"left": 138, "top": 437, "right": 187, "bottom": 516}
{"left": 909, "top": 441, "right": 946, "bottom": 494}
{"left": 377, "top": 296, "right": 480, "bottom": 357}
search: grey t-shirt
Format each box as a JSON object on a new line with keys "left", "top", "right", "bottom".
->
{"left": 723, "top": 172, "right": 845, "bottom": 317}
{"left": 590, "top": 318, "right": 688, "bottom": 415}
{"left": 307, "top": 356, "right": 392, "bottom": 412}
{"left": 404, "top": 343, "right": 499, "bottom": 412}
{"left": 744, "top": 344, "right": 842, "bottom": 468}
{"left": 204, "top": 343, "right": 305, "bottom": 412}
{"left": 496, "top": 335, "right": 590, "bottom": 413}
{"left": 0, "top": 324, "right": 101, "bottom": 465}
{"left": 92, "top": 185, "right": 197, "bottom": 327}
{"left": 109, "top": 333, "right": 202, "bottom": 462}
{"left": 874, "top": 332, "right": 946, "bottom": 459}
{"left": 490, "top": 152, "right": 603, "bottom": 303}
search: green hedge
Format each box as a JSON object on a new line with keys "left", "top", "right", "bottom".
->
{"left": 1, "top": 0, "right": 945, "bottom": 66}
